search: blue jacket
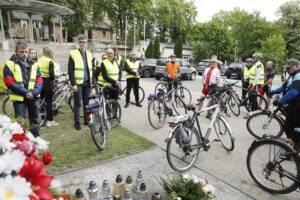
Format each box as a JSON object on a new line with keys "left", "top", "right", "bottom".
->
{"left": 3, "top": 54, "right": 43, "bottom": 97}
{"left": 273, "top": 70, "right": 300, "bottom": 105}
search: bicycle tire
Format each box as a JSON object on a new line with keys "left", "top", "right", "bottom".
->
{"left": 105, "top": 99, "right": 121, "bottom": 128}
{"left": 147, "top": 98, "right": 167, "bottom": 129}
{"left": 178, "top": 86, "right": 192, "bottom": 105}
{"left": 172, "top": 96, "right": 187, "bottom": 116}
{"left": 247, "top": 139, "right": 300, "bottom": 194}
{"left": 228, "top": 94, "right": 240, "bottom": 116}
{"left": 244, "top": 94, "right": 268, "bottom": 112}
{"left": 128, "top": 86, "right": 145, "bottom": 104}
{"left": 90, "top": 111, "right": 107, "bottom": 150}
{"left": 53, "top": 90, "right": 73, "bottom": 114}
{"left": 154, "top": 82, "right": 168, "bottom": 94}
{"left": 246, "top": 111, "right": 284, "bottom": 139}
{"left": 39, "top": 103, "right": 47, "bottom": 127}
{"left": 166, "top": 127, "right": 201, "bottom": 172}
{"left": 214, "top": 115, "right": 235, "bottom": 151}
{"left": 68, "top": 95, "right": 74, "bottom": 112}
{"left": 2, "top": 95, "right": 15, "bottom": 118}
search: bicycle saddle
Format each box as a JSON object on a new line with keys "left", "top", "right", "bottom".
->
{"left": 294, "top": 128, "right": 300, "bottom": 133}
{"left": 186, "top": 104, "right": 196, "bottom": 111}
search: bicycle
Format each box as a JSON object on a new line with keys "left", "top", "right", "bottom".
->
{"left": 154, "top": 78, "right": 192, "bottom": 105}
{"left": 246, "top": 103, "right": 287, "bottom": 139}
{"left": 118, "top": 80, "right": 145, "bottom": 104}
{"left": 218, "top": 81, "right": 268, "bottom": 116}
{"left": 247, "top": 132, "right": 300, "bottom": 194}
{"left": 147, "top": 83, "right": 187, "bottom": 129}
{"left": 165, "top": 95, "right": 235, "bottom": 172}
{"left": 85, "top": 85, "right": 121, "bottom": 150}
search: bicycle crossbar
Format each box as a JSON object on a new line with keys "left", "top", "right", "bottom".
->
{"left": 197, "top": 104, "right": 219, "bottom": 114}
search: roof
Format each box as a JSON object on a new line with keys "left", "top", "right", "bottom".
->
{"left": 0, "top": 0, "right": 74, "bottom": 16}
{"left": 93, "top": 22, "right": 113, "bottom": 31}
{"left": 161, "top": 42, "right": 193, "bottom": 50}
{"left": 13, "top": 11, "right": 62, "bottom": 23}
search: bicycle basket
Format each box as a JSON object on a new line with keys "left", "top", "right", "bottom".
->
{"left": 85, "top": 102, "right": 100, "bottom": 111}
{"left": 175, "top": 127, "right": 190, "bottom": 145}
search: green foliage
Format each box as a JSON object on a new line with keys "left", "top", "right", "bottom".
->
{"left": 160, "top": 175, "right": 215, "bottom": 200}
{"left": 153, "top": 37, "right": 161, "bottom": 59}
{"left": 192, "top": 41, "right": 213, "bottom": 63}
{"left": 260, "top": 34, "right": 287, "bottom": 73}
{"left": 174, "top": 36, "right": 183, "bottom": 58}
{"left": 277, "top": 0, "right": 300, "bottom": 58}
{"left": 145, "top": 39, "right": 154, "bottom": 58}
{"left": 126, "top": 26, "right": 141, "bottom": 49}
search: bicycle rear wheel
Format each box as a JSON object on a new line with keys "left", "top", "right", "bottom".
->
{"left": 228, "top": 95, "right": 240, "bottom": 116}
{"left": 178, "top": 86, "right": 192, "bottom": 105}
{"left": 106, "top": 99, "right": 121, "bottom": 128}
{"left": 246, "top": 112, "right": 283, "bottom": 139}
{"left": 147, "top": 98, "right": 167, "bottom": 129}
{"left": 90, "top": 111, "right": 107, "bottom": 150}
{"left": 214, "top": 116, "right": 235, "bottom": 151}
{"left": 172, "top": 96, "right": 187, "bottom": 116}
{"left": 166, "top": 127, "right": 201, "bottom": 172}
{"left": 154, "top": 82, "right": 168, "bottom": 94}
{"left": 39, "top": 103, "right": 47, "bottom": 127}
{"left": 247, "top": 139, "right": 300, "bottom": 194}
{"left": 2, "top": 95, "right": 15, "bottom": 118}
{"left": 53, "top": 90, "right": 73, "bottom": 114}
{"left": 128, "top": 86, "right": 145, "bottom": 104}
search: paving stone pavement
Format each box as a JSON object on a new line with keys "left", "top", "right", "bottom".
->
{"left": 56, "top": 76, "right": 300, "bottom": 199}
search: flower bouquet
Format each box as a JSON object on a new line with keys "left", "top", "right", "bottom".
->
{"left": 160, "top": 174, "right": 217, "bottom": 200}
{"left": 0, "top": 115, "right": 71, "bottom": 200}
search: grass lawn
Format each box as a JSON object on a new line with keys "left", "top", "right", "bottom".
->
{"left": 41, "top": 113, "right": 155, "bottom": 174}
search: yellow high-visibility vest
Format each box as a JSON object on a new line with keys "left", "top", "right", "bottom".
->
{"left": 98, "top": 59, "right": 119, "bottom": 86}
{"left": 6, "top": 60, "right": 37, "bottom": 101}
{"left": 38, "top": 56, "right": 53, "bottom": 78}
{"left": 249, "top": 61, "right": 264, "bottom": 85}
{"left": 70, "top": 49, "right": 93, "bottom": 84}
{"left": 125, "top": 59, "right": 139, "bottom": 79}
{"left": 243, "top": 65, "right": 252, "bottom": 80}
{"left": 115, "top": 55, "right": 122, "bottom": 66}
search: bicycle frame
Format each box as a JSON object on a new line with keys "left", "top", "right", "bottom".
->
{"left": 53, "top": 84, "right": 72, "bottom": 110}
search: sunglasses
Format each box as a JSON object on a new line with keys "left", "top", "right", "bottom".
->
{"left": 79, "top": 41, "right": 87, "bottom": 43}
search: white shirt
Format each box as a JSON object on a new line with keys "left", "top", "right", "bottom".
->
{"left": 203, "top": 67, "right": 221, "bottom": 86}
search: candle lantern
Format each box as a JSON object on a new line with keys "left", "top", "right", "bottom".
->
{"left": 113, "top": 175, "right": 125, "bottom": 198}
{"left": 75, "top": 188, "right": 86, "bottom": 200}
{"left": 151, "top": 192, "right": 162, "bottom": 200}
{"left": 137, "top": 182, "right": 147, "bottom": 200}
{"left": 135, "top": 170, "right": 144, "bottom": 191}
{"left": 124, "top": 176, "right": 133, "bottom": 192}
{"left": 87, "top": 181, "right": 98, "bottom": 200}
{"left": 102, "top": 179, "right": 111, "bottom": 198}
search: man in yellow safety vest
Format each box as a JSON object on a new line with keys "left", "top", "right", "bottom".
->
{"left": 3, "top": 41, "right": 43, "bottom": 137}
{"left": 68, "top": 34, "right": 94, "bottom": 131}
{"left": 124, "top": 51, "right": 142, "bottom": 108}
{"left": 242, "top": 58, "right": 252, "bottom": 100}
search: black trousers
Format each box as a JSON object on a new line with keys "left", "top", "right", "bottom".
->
{"left": 104, "top": 86, "right": 119, "bottom": 101}
{"left": 41, "top": 78, "right": 54, "bottom": 121}
{"left": 284, "top": 106, "right": 300, "bottom": 145}
{"left": 73, "top": 82, "right": 90, "bottom": 124}
{"left": 126, "top": 78, "right": 139, "bottom": 103}
{"left": 249, "top": 85, "right": 261, "bottom": 111}
{"left": 167, "top": 79, "right": 178, "bottom": 101}
{"left": 242, "top": 81, "right": 249, "bottom": 99}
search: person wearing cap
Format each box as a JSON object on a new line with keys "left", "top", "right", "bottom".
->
{"left": 244, "top": 52, "right": 265, "bottom": 119}
{"left": 124, "top": 51, "right": 142, "bottom": 108}
{"left": 259, "top": 61, "right": 275, "bottom": 107}
{"left": 242, "top": 58, "right": 253, "bottom": 100}
{"left": 164, "top": 54, "right": 180, "bottom": 100}
{"left": 198, "top": 55, "right": 221, "bottom": 118}
{"left": 269, "top": 59, "right": 300, "bottom": 147}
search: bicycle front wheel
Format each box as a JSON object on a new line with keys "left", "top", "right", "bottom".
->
{"left": 39, "top": 103, "right": 47, "bottom": 127}
{"left": 154, "top": 82, "right": 168, "bottom": 94}
{"left": 90, "top": 111, "right": 107, "bottom": 150}
{"left": 172, "top": 96, "right": 187, "bottom": 116}
{"left": 214, "top": 116, "right": 235, "bottom": 151}
{"left": 128, "top": 86, "right": 145, "bottom": 104}
{"left": 2, "top": 95, "right": 15, "bottom": 118}
{"left": 245, "top": 94, "right": 268, "bottom": 112}
{"left": 246, "top": 112, "right": 283, "bottom": 139}
{"left": 247, "top": 139, "right": 300, "bottom": 194}
{"left": 106, "top": 99, "right": 121, "bottom": 128}
{"left": 166, "top": 127, "right": 201, "bottom": 172}
{"left": 228, "top": 95, "right": 240, "bottom": 116}
{"left": 53, "top": 90, "right": 73, "bottom": 114}
{"left": 147, "top": 98, "right": 167, "bottom": 129}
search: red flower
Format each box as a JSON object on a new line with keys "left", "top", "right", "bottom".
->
{"left": 42, "top": 152, "right": 53, "bottom": 165}
{"left": 12, "top": 133, "right": 29, "bottom": 141}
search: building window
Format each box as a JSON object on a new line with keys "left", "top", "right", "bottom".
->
{"left": 102, "top": 31, "right": 106, "bottom": 39}
{"left": 33, "top": 22, "right": 41, "bottom": 29}
{"left": 21, "top": 20, "right": 27, "bottom": 27}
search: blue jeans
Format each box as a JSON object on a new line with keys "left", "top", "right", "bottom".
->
{"left": 13, "top": 99, "right": 40, "bottom": 137}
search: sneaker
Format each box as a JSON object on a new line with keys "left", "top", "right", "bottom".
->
{"left": 51, "top": 120, "right": 59, "bottom": 126}
{"left": 136, "top": 103, "right": 142, "bottom": 107}
{"left": 124, "top": 102, "right": 129, "bottom": 108}
{"left": 244, "top": 112, "right": 252, "bottom": 119}
{"left": 74, "top": 123, "right": 81, "bottom": 131}
{"left": 46, "top": 121, "right": 53, "bottom": 127}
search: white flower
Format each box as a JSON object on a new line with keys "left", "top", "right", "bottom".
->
{"left": 203, "top": 184, "right": 215, "bottom": 194}
{"left": 50, "top": 179, "right": 62, "bottom": 190}
{"left": 0, "top": 175, "right": 32, "bottom": 200}
{"left": 25, "top": 131, "right": 35, "bottom": 142}
{"left": 191, "top": 175, "right": 199, "bottom": 183}
{"left": 0, "top": 115, "right": 11, "bottom": 126}
{"left": 0, "top": 150, "right": 25, "bottom": 174}
{"left": 9, "top": 122, "right": 24, "bottom": 134}
{"left": 182, "top": 174, "right": 190, "bottom": 180}
{"left": 34, "top": 136, "right": 49, "bottom": 150}
{"left": 0, "top": 132, "right": 16, "bottom": 152}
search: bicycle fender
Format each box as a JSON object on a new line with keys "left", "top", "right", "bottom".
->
{"left": 219, "top": 116, "right": 235, "bottom": 141}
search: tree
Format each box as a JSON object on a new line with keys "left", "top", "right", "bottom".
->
{"left": 127, "top": 26, "right": 140, "bottom": 49}
{"left": 260, "top": 34, "right": 287, "bottom": 73}
{"left": 174, "top": 36, "right": 183, "bottom": 58}
{"left": 145, "top": 39, "right": 154, "bottom": 58}
{"left": 192, "top": 41, "right": 213, "bottom": 63}
{"left": 153, "top": 37, "right": 161, "bottom": 58}
{"left": 277, "top": 0, "right": 300, "bottom": 58}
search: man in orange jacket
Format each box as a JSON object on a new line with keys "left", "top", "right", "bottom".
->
{"left": 164, "top": 54, "right": 180, "bottom": 100}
